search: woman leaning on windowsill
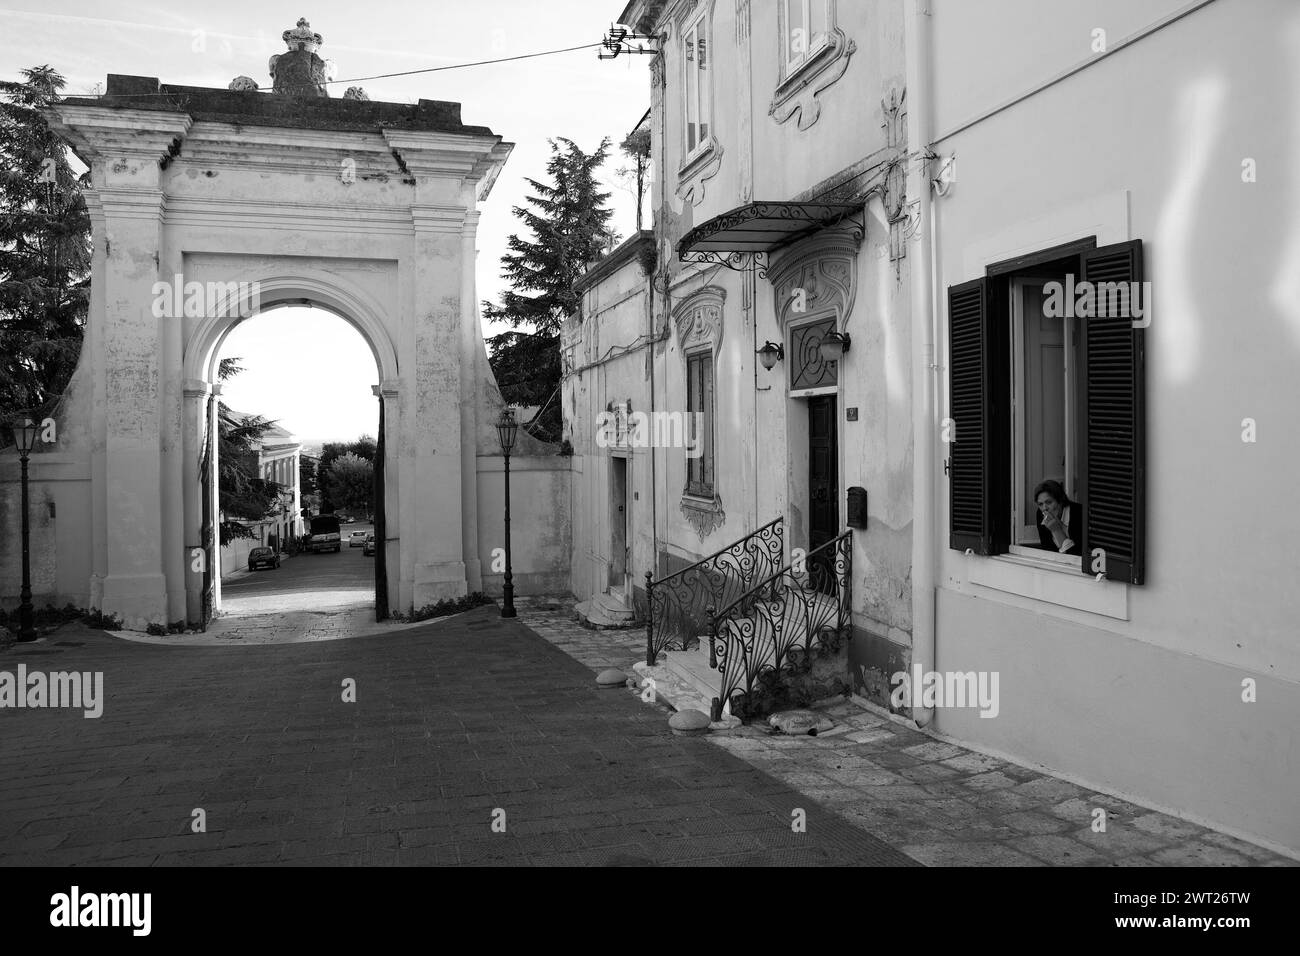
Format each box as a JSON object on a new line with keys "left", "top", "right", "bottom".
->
{"left": 1034, "top": 479, "right": 1082, "bottom": 556}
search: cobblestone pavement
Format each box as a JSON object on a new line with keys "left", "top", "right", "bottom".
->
{"left": 514, "top": 598, "right": 1297, "bottom": 867}
{"left": 0, "top": 606, "right": 914, "bottom": 867}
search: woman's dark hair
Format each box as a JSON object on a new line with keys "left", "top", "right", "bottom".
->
{"left": 1032, "top": 479, "right": 1070, "bottom": 507}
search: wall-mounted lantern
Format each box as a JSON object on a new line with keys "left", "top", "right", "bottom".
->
{"left": 818, "top": 331, "right": 851, "bottom": 363}
{"left": 757, "top": 341, "right": 785, "bottom": 371}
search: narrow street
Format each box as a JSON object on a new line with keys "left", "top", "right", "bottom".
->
{"left": 0, "top": 606, "right": 910, "bottom": 867}
{"left": 174, "top": 526, "right": 378, "bottom": 645}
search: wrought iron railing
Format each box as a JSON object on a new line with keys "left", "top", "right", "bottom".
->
{"left": 705, "top": 531, "right": 852, "bottom": 721}
{"left": 644, "top": 516, "right": 784, "bottom": 666}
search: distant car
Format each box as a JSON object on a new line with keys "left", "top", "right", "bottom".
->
{"left": 363, "top": 532, "right": 376, "bottom": 556}
{"left": 304, "top": 515, "right": 342, "bottom": 553}
{"left": 247, "top": 546, "right": 280, "bottom": 571}
{"left": 337, "top": 514, "right": 356, "bottom": 524}
{"left": 349, "top": 531, "right": 368, "bottom": 548}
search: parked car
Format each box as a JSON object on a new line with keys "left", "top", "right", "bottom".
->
{"left": 363, "top": 532, "right": 376, "bottom": 557}
{"left": 336, "top": 514, "right": 356, "bottom": 524}
{"left": 349, "top": 531, "right": 368, "bottom": 548}
{"left": 247, "top": 546, "right": 280, "bottom": 571}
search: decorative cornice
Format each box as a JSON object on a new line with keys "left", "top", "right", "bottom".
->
{"left": 681, "top": 493, "right": 725, "bottom": 539}
{"left": 676, "top": 139, "right": 724, "bottom": 207}
{"left": 769, "top": 230, "right": 862, "bottom": 334}
{"left": 409, "top": 204, "right": 468, "bottom": 233}
{"left": 770, "top": 29, "right": 857, "bottom": 132}
{"left": 672, "top": 284, "right": 726, "bottom": 354}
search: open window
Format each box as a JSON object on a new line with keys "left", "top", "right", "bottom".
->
{"left": 947, "top": 239, "right": 1146, "bottom": 583}
{"left": 682, "top": 10, "right": 712, "bottom": 162}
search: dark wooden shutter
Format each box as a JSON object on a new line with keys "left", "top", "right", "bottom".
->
{"left": 948, "top": 278, "right": 993, "bottom": 553}
{"left": 1079, "top": 240, "right": 1145, "bottom": 584}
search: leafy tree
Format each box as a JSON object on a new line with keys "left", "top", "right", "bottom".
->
{"left": 317, "top": 435, "right": 374, "bottom": 513}
{"left": 0, "top": 66, "right": 91, "bottom": 427}
{"left": 321, "top": 452, "right": 373, "bottom": 517}
{"left": 483, "top": 137, "right": 618, "bottom": 442}
{"left": 617, "top": 124, "right": 652, "bottom": 233}
{"left": 215, "top": 357, "right": 283, "bottom": 544}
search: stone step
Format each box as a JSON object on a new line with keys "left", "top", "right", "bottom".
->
{"left": 574, "top": 595, "right": 635, "bottom": 630}
{"left": 590, "top": 590, "right": 634, "bottom": 622}
{"left": 661, "top": 644, "right": 722, "bottom": 703}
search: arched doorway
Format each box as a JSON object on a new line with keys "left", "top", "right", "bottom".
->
{"left": 185, "top": 279, "right": 399, "bottom": 626}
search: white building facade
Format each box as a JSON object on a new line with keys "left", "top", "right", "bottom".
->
{"left": 567, "top": 0, "right": 1300, "bottom": 853}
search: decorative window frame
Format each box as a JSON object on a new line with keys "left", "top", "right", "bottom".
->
{"left": 673, "top": 285, "right": 726, "bottom": 536}
{"left": 674, "top": 0, "right": 724, "bottom": 207}
{"left": 770, "top": 0, "right": 856, "bottom": 132}
{"left": 769, "top": 231, "right": 860, "bottom": 397}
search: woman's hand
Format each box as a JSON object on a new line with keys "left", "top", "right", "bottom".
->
{"left": 1041, "top": 509, "right": 1065, "bottom": 536}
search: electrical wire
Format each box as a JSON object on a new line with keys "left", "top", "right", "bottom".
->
{"left": 66, "top": 42, "right": 606, "bottom": 100}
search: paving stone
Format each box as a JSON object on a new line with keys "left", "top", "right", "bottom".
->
{"left": 963, "top": 771, "right": 1020, "bottom": 791}
{"left": 845, "top": 729, "right": 896, "bottom": 745}
{"left": 939, "top": 752, "right": 1007, "bottom": 774}
{"left": 902, "top": 841, "right": 1044, "bottom": 867}
{"left": 1016, "top": 834, "right": 1108, "bottom": 866}
{"left": 1000, "top": 811, "right": 1075, "bottom": 835}
{"left": 1012, "top": 776, "right": 1084, "bottom": 803}
{"left": 1150, "top": 841, "right": 1254, "bottom": 867}
{"left": 1069, "top": 825, "right": 1170, "bottom": 857}
{"left": 901, "top": 742, "right": 964, "bottom": 761}
{"left": 1131, "top": 813, "right": 1210, "bottom": 841}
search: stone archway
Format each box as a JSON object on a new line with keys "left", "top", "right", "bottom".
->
{"left": 40, "top": 39, "right": 520, "bottom": 630}
{"left": 186, "top": 280, "right": 395, "bottom": 623}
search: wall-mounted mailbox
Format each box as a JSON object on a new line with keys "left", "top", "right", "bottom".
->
{"left": 847, "top": 486, "right": 868, "bottom": 529}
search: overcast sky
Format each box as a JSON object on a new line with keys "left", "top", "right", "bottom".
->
{"left": 1, "top": 0, "right": 648, "bottom": 443}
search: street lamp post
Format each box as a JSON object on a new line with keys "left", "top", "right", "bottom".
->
{"left": 11, "top": 419, "right": 39, "bottom": 642}
{"left": 495, "top": 407, "right": 518, "bottom": 618}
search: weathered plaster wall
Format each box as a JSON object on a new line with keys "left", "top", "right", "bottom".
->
{"left": 476, "top": 456, "right": 572, "bottom": 598}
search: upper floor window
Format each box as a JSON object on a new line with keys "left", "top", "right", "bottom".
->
{"left": 682, "top": 10, "right": 712, "bottom": 160}
{"left": 783, "top": 0, "right": 832, "bottom": 76}
{"left": 947, "top": 239, "right": 1147, "bottom": 585}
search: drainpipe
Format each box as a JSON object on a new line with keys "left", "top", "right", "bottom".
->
{"left": 905, "top": 0, "right": 937, "bottom": 729}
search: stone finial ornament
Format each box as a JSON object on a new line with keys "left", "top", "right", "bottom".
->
{"left": 281, "top": 17, "right": 323, "bottom": 53}
{"left": 343, "top": 87, "right": 370, "bottom": 101}
{"left": 228, "top": 76, "right": 258, "bottom": 92}
{"left": 268, "top": 17, "right": 332, "bottom": 97}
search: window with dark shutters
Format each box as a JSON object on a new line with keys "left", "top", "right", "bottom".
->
{"left": 1078, "top": 240, "right": 1146, "bottom": 584}
{"left": 947, "top": 277, "right": 993, "bottom": 554}
{"left": 946, "top": 238, "right": 1147, "bottom": 584}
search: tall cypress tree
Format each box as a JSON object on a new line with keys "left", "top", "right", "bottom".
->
{"left": 0, "top": 66, "right": 91, "bottom": 425}
{"left": 483, "top": 137, "right": 618, "bottom": 442}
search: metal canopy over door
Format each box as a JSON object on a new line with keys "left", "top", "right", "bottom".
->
{"left": 808, "top": 395, "right": 838, "bottom": 593}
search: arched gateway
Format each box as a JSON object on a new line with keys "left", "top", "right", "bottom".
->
{"left": 25, "top": 23, "right": 567, "bottom": 630}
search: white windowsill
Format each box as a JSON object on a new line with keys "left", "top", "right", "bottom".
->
{"left": 966, "top": 550, "right": 1129, "bottom": 620}
{"left": 678, "top": 136, "right": 719, "bottom": 181}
